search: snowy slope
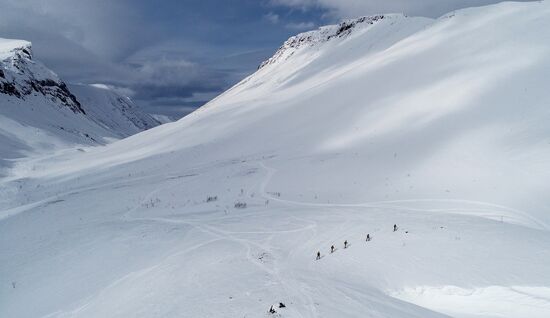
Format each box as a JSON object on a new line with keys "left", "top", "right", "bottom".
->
{"left": 69, "top": 84, "right": 159, "bottom": 137}
{"left": 0, "top": 39, "right": 159, "bottom": 174}
{"left": 150, "top": 113, "right": 175, "bottom": 124}
{"left": 2, "top": 1, "right": 550, "bottom": 318}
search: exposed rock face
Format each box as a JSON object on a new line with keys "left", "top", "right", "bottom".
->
{"left": 0, "top": 38, "right": 160, "bottom": 170}
{"left": 258, "top": 15, "right": 386, "bottom": 69}
{"left": 0, "top": 41, "right": 85, "bottom": 114}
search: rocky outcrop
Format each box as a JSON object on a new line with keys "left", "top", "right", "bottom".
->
{"left": 0, "top": 37, "right": 161, "bottom": 166}
{"left": 0, "top": 41, "right": 85, "bottom": 114}
{"left": 259, "top": 15, "right": 386, "bottom": 69}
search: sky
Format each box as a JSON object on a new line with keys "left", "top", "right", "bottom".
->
{"left": 0, "top": 0, "right": 531, "bottom": 118}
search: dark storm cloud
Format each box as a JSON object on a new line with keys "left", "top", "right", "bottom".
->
{"left": 0, "top": 0, "right": 533, "bottom": 118}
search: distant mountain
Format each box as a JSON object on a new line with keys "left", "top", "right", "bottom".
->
{"left": 69, "top": 83, "right": 160, "bottom": 137}
{"left": 0, "top": 38, "right": 159, "bottom": 172}
{"left": 150, "top": 113, "right": 178, "bottom": 124}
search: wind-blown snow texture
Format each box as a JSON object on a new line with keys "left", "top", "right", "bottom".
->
{"left": 0, "top": 39, "right": 159, "bottom": 174}
{"left": 2, "top": 1, "right": 550, "bottom": 318}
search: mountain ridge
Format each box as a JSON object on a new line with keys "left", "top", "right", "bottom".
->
{"left": 0, "top": 39, "right": 84, "bottom": 114}
{"left": 0, "top": 37, "right": 159, "bottom": 173}
{"left": 258, "top": 14, "right": 389, "bottom": 69}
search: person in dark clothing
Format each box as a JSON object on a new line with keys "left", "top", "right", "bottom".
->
{"left": 366, "top": 234, "right": 371, "bottom": 241}
{"left": 344, "top": 240, "right": 348, "bottom": 249}
{"left": 331, "top": 245, "right": 335, "bottom": 253}
{"left": 316, "top": 251, "right": 321, "bottom": 260}
{"left": 393, "top": 224, "right": 398, "bottom": 232}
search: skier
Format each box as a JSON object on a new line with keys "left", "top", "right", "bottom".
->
{"left": 344, "top": 240, "right": 348, "bottom": 249}
{"left": 331, "top": 245, "right": 335, "bottom": 253}
{"left": 366, "top": 234, "right": 371, "bottom": 242}
{"left": 393, "top": 224, "right": 398, "bottom": 232}
{"left": 316, "top": 251, "right": 321, "bottom": 260}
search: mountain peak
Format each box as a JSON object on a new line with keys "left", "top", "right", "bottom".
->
{"left": 0, "top": 37, "right": 160, "bottom": 169}
{"left": 0, "top": 37, "right": 84, "bottom": 114}
{"left": 0, "top": 38, "right": 32, "bottom": 60}
{"left": 258, "top": 14, "right": 391, "bottom": 69}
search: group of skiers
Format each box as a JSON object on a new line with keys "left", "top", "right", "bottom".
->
{"left": 315, "top": 224, "right": 398, "bottom": 260}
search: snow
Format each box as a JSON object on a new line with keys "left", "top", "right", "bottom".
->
{"left": 2, "top": 1, "right": 550, "bottom": 317}
{"left": 69, "top": 84, "right": 160, "bottom": 136}
{"left": 391, "top": 285, "right": 550, "bottom": 318}
{"left": 150, "top": 114, "right": 175, "bottom": 124}
{"left": 0, "top": 42, "right": 159, "bottom": 175}
{"left": 0, "top": 38, "right": 31, "bottom": 60}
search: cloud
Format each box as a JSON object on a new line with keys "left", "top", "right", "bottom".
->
{"left": 11, "top": 0, "right": 501, "bottom": 117}
{"left": 271, "top": 0, "right": 534, "bottom": 18}
{"left": 0, "top": 0, "right": 536, "bottom": 119}
{"left": 286, "top": 21, "right": 316, "bottom": 30}
{"left": 0, "top": 0, "right": 155, "bottom": 60}
{"left": 270, "top": 0, "right": 318, "bottom": 11}
{"left": 264, "top": 12, "right": 280, "bottom": 24}
{"left": 0, "top": 0, "right": 244, "bottom": 117}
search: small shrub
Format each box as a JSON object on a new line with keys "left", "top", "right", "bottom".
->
{"left": 234, "top": 201, "right": 247, "bottom": 209}
{"left": 142, "top": 198, "right": 161, "bottom": 208}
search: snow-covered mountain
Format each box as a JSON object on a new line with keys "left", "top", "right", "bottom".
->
{"left": 0, "top": 38, "right": 159, "bottom": 173}
{"left": 150, "top": 113, "right": 176, "bottom": 124}
{"left": 2, "top": 1, "right": 550, "bottom": 318}
{"left": 258, "top": 15, "right": 386, "bottom": 69}
{"left": 69, "top": 84, "right": 159, "bottom": 137}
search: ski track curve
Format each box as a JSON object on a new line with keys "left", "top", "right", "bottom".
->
{"left": 258, "top": 161, "right": 547, "bottom": 230}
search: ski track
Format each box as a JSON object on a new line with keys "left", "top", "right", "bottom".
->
{"left": 4, "top": 156, "right": 548, "bottom": 318}
{"left": 122, "top": 214, "right": 318, "bottom": 318}
{"left": 39, "top": 238, "right": 223, "bottom": 318}
{"left": 106, "top": 159, "right": 324, "bottom": 318}
{"left": 258, "top": 161, "right": 547, "bottom": 230}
